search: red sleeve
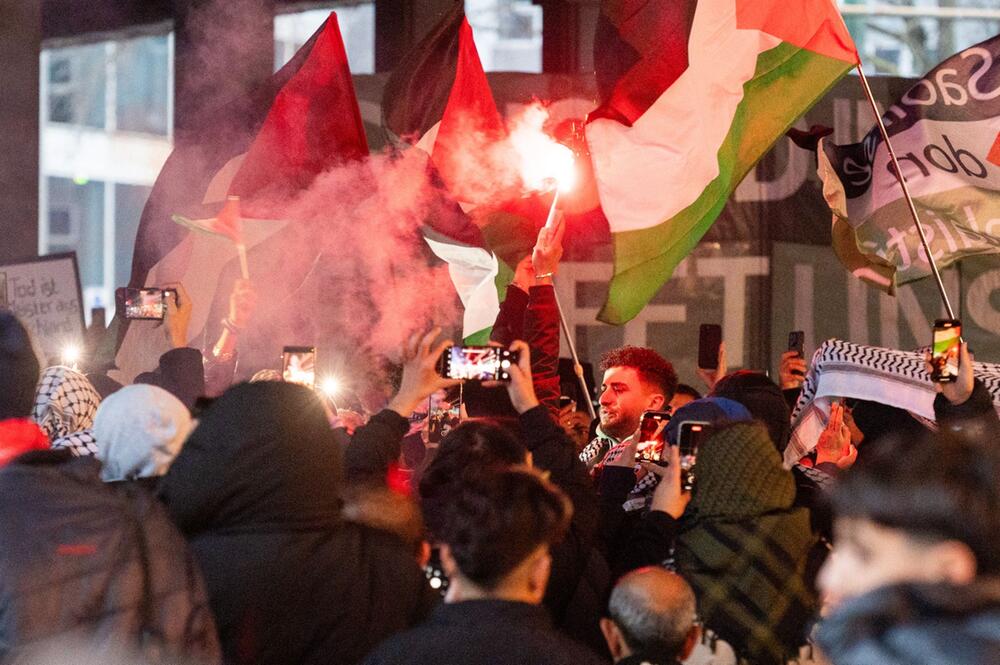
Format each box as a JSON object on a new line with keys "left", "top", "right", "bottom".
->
{"left": 526, "top": 285, "right": 562, "bottom": 419}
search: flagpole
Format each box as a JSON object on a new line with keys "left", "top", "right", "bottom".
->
{"left": 543, "top": 193, "right": 597, "bottom": 420}
{"left": 854, "top": 64, "right": 956, "bottom": 320}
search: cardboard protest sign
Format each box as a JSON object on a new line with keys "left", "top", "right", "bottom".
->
{"left": 0, "top": 253, "right": 85, "bottom": 362}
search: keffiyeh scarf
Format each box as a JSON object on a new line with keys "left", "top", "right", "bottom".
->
{"left": 785, "top": 339, "right": 1000, "bottom": 468}
{"left": 32, "top": 366, "right": 102, "bottom": 456}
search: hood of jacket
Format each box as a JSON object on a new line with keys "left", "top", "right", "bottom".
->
{"left": 818, "top": 580, "right": 1000, "bottom": 665}
{"left": 95, "top": 384, "right": 193, "bottom": 482}
{"left": 158, "top": 381, "right": 343, "bottom": 536}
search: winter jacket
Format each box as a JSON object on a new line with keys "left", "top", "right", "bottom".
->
{"left": 346, "top": 404, "right": 609, "bottom": 655}
{"left": 360, "top": 599, "right": 607, "bottom": 665}
{"left": 158, "top": 382, "right": 437, "bottom": 665}
{"left": 817, "top": 580, "right": 1000, "bottom": 665}
{"left": 0, "top": 449, "right": 220, "bottom": 663}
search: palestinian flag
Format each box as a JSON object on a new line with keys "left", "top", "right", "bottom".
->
{"left": 115, "top": 13, "right": 368, "bottom": 380}
{"left": 586, "top": 0, "right": 858, "bottom": 324}
{"left": 382, "top": 5, "right": 513, "bottom": 343}
{"left": 818, "top": 34, "right": 1000, "bottom": 292}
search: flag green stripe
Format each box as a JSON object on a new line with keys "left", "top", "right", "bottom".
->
{"left": 599, "top": 42, "right": 852, "bottom": 325}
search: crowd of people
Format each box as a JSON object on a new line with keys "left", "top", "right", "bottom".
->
{"left": 1, "top": 219, "right": 999, "bottom": 665}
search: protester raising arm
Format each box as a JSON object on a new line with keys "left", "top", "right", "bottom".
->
{"left": 598, "top": 438, "right": 690, "bottom": 576}
{"left": 928, "top": 342, "right": 999, "bottom": 436}
{"left": 524, "top": 216, "right": 566, "bottom": 418}
{"left": 345, "top": 328, "right": 459, "bottom": 482}
{"left": 497, "top": 341, "right": 604, "bottom": 647}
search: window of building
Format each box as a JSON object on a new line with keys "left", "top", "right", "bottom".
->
{"left": 465, "top": 0, "right": 543, "bottom": 73}
{"left": 838, "top": 0, "right": 1000, "bottom": 76}
{"left": 274, "top": 3, "right": 375, "bottom": 72}
{"left": 40, "top": 32, "right": 173, "bottom": 319}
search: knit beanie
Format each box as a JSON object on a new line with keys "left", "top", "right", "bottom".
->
{"left": 0, "top": 311, "right": 41, "bottom": 421}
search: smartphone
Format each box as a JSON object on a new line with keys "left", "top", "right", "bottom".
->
{"left": 788, "top": 330, "right": 804, "bottom": 358}
{"left": 931, "top": 319, "right": 961, "bottom": 383}
{"left": 637, "top": 409, "right": 672, "bottom": 464}
{"left": 698, "top": 324, "right": 722, "bottom": 370}
{"left": 676, "top": 420, "right": 714, "bottom": 491}
{"left": 788, "top": 330, "right": 805, "bottom": 377}
{"left": 439, "top": 346, "right": 517, "bottom": 382}
{"left": 123, "top": 288, "right": 166, "bottom": 320}
{"left": 282, "top": 346, "right": 317, "bottom": 389}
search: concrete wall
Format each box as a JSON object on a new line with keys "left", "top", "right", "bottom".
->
{"left": 0, "top": 1, "right": 41, "bottom": 263}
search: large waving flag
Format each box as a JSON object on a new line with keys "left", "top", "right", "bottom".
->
{"left": 116, "top": 13, "right": 368, "bottom": 380}
{"left": 818, "top": 34, "right": 1000, "bottom": 292}
{"left": 382, "top": 5, "right": 511, "bottom": 342}
{"left": 587, "top": 0, "right": 858, "bottom": 324}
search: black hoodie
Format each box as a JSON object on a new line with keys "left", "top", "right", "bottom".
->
{"left": 159, "top": 382, "right": 437, "bottom": 665}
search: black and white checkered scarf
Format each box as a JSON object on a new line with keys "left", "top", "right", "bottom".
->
{"left": 32, "top": 366, "right": 101, "bottom": 456}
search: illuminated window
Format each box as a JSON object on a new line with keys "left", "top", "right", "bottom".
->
{"left": 465, "top": 0, "right": 543, "bottom": 73}
{"left": 274, "top": 3, "right": 374, "bottom": 73}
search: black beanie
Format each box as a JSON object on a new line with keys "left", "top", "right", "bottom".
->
{"left": 711, "top": 370, "right": 792, "bottom": 452}
{"left": 0, "top": 310, "right": 41, "bottom": 420}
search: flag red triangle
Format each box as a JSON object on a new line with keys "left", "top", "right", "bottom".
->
{"left": 736, "top": 0, "right": 859, "bottom": 65}
{"left": 228, "top": 13, "right": 368, "bottom": 202}
{"left": 430, "top": 18, "right": 508, "bottom": 204}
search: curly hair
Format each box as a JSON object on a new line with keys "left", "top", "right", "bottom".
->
{"left": 600, "top": 345, "right": 678, "bottom": 399}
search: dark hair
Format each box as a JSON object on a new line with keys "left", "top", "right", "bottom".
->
{"left": 437, "top": 468, "right": 572, "bottom": 590}
{"left": 600, "top": 346, "right": 678, "bottom": 400}
{"left": 418, "top": 420, "right": 528, "bottom": 538}
{"left": 0, "top": 311, "right": 40, "bottom": 420}
{"left": 674, "top": 383, "right": 702, "bottom": 400}
{"left": 832, "top": 429, "right": 1000, "bottom": 574}
{"left": 710, "top": 370, "right": 791, "bottom": 452}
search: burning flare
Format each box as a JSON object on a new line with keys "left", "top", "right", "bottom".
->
{"left": 509, "top": 104, "right": 577, "bottom": 193}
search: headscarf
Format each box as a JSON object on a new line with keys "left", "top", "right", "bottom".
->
{"left": 32, "top": 366, "right": 101, "bottom": 456}
{"left": 95, "top": 384, "right": 194, "bottom": 482}
{"left": 159, "top": 381, "right": 343, "bottom": 536}
{"left": 673, "top": 422, "right": 816, "bottom": 664}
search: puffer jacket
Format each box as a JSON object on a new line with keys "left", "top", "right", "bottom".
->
{"left": 0, "top": 449, "right": 220, "bottom": 663}
{"left": 818, "top": 580, "right": 1000, "bottom": 664}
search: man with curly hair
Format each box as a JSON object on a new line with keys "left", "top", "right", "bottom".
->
{"left": 579, "top": 345, "right": 678, "bottom": 470}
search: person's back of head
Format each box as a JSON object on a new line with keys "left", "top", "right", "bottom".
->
{"left": 94, "top": 384, "right": 193, "bottom": 482}
{"left": 0, "top": 311, "right": 40, "bottom": 422}
{"left": 710, "top": 370, "right": 791, "bottom": 451}
{"left": 158, "top": 380, "right": 342, "bottom": 536}
{"left": 602, "top": 568, "right": 700, "bottom": 664}
{"left": 418, "top": 419, "right": 528, "bottom": 538}
{"left": 437, "top": 467, "right": 572, "bottom": 604}
{"left": 821, "top": 428, "right": 1000, "bottom": 605}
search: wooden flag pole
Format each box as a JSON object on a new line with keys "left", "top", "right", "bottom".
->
{"left": 854, "top": 64, "right": 956, "bottom": 320}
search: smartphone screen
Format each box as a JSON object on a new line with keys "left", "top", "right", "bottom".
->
{"left": 282, "top": 346, "right": 317, "bottom": 389}
{"left": 677, "top": 420, "right": 713, "bottom": 491}
{"left": 637, "top": 409, "right": 672, "bottom": 463}
{"left": 788, "top": 331, "right": 805, "bottom": 357}
{"left": 124, "top": 288, "right": 165, "bottom": 320}
{"left": 931, "top": 319, "right": 961, "bottom": 383}
{"left": 698, "top": 324, "right": 722, "bottom": 370}
{"left": 441, "top": 346, "right": 515, "bottom": 382}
